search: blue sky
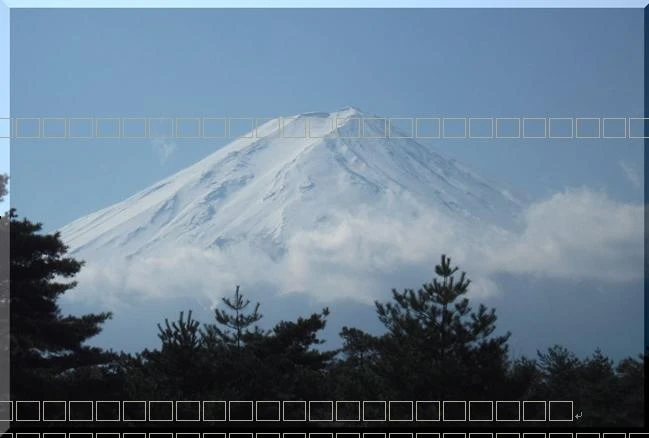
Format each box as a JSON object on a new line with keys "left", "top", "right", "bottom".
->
{"left": 9, "top": 8, "right": 644, "bottom": 231}
{"left": 6, "top": 7, "right": 646, "bottom": 359}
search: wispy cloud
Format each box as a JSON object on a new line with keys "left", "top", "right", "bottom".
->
{"left": 619, "top": 160, "right": 642, "bottom": 190}
{"left": 151, "top": 138, "right": 176, "bottom": 164}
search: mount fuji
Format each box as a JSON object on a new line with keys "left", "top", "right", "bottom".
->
{"left": 54, "top": 107, "right": 646, "bottom": 358}
{"left": 60, "top": 107, "right": 523, "bottom": 266}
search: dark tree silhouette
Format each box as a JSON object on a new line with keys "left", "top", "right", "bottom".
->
{"left": 371, "top": 254, "right": 512, "bottom": 400}
{"left": 125, "top": 310, "right": 210, "bottom": 400}
{"left": 614, "top": 353, "right": 644, "bottom": 426}
{"left": 129, "top": 288, "right": 337, "bottom": 401}
{"left": 8, "top": 210, "right": 119, "bottom": 399}
{"left": 244, "top": 307, "right": 336, "bottom": 400}
{"left": 0, "top": 174, "right": 9, "bottom": 403}
{"left": 3, "top": 219, "right": 640, "bottom": 428}
{"left": 330, "top": 326, "right": 386, "bottom": 400}
{"left": 529, "top": 345, "right": 645, "bottom": 427}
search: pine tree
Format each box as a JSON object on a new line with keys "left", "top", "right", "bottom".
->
{"left": 615, "top": 353, "right": 644, "bottom": 426}
{"left": 339, "top": 326, "right": 380, "bottom": 369}
{"left": 129, "top": 310, "right": 210, "bottom": 399}
{"left": 191, "top": 286, "right": 264, "bottom": 399}
{"left": 535, "top": 345, "right": 581, "bottom": 398}
{"left": 247, "top": 308, "right": 337, "bottom": 400}
{"left": 372, "top": 254, "right": 511, "bottom": 399}
{"left": 330, "top": 326, "right": 387, "bottom": 400}
{"left": 530, "top": 346, "right": 645, "bottom": 427}
{"left": 201, "top": 285, "right": 263, "bottom": 349}
{"left": 157, "top": 310, "right": 202, "bottom": 351}
{"left": 8, "top": 209, "right": 117, "bottom": 399}
{"left": 578, "top": 349, "right": 618, "bottom": 425}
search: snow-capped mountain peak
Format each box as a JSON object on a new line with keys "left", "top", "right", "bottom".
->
{"left": 60, "top": 108, "right": 522, "bottom": 261}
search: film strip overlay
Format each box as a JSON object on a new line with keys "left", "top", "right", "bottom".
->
{"left": 0, "top": 401, "right": 579, "bottom": 423}
{"left": 0, "top": 117, "right": 647, "bottom": 140}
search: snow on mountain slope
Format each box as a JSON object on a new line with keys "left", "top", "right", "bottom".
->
{"left": 60, "top": 107, "right": 523, "bottom": 263}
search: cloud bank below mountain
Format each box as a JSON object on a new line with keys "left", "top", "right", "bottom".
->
{"left": 64, "top": 186, "right": 643, "bottom": 311}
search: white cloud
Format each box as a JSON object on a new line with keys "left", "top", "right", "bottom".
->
{"left": 484, "top": 187, "right": 644, "bottom": 282}
{"left": 619, "top": 160, "right": 643, "bottom": 190}
{"left": 151, "top": 138, "right": 176, "bottom": 164}
{"left": 67, "top": 187, "right": 644, "bottom": 310}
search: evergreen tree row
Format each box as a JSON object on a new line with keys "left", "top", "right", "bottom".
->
{"left": 1, "top": 200, "right": 644, "bottom": 427}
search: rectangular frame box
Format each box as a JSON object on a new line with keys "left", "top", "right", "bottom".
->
{"left": 122, "top": 401, "right": 147, "bottom": 422}
{"left": 548, "top": 401, "right": 573, "bottom": 422}
{"left": 175, "top": 118, "right": 201, "bottom": 139}
{"left": 148, "top": 401, "right": 173, "bottom": 422}
{"left": 415, "top": 118, "right": 441, "bottom": 138}
{"left": 388, "top": 401, "right": 413, "bottom": 422}
{"left": 389, "top": 118, "right": 414, "bottom": 138}
{"left": 42, "top": 118, "right": 67, "bottom": 139}
{"left": 522, "top": 400, "right": 546, "bottom": 422}
{"left": 122, "top": 118, "right": 147, "bottom": 139}
{"left": 495, "top": 401, "right": 520, "bottom": 422}
{"left": 175, "top": 401, "right": 200, "bottom": 422}
{"left": 468, "top": 400, "right": 493, "bottom": 422}
{"left": 415, "top": 401, "right": 440, "bottom": 421}
{"left": 228, "top": 401, "right": 254, "bottom": 422}
{"left": 15, "top": 118, "right": 41, "bottom": 139}
{"left": 95, "top": 118, "right": 120, "bottom": 139}
{"left": 362, "top": 401, "right": 386, "bottom": 422}
{"left": 442, "top": 401, "right": 466, "bottom": 422}
{"left": 42, "top": 401, "right": 66, "bottom": 422}
{"left": 15, "top": 401, "right": 41, "bottom": 422}
{"left": 336, "top": 117, "right": 361, "bottom": 138}
{"left": 628, "top": 118, "right": 649, "bottom": 138}
{"left": 523, "top": 118, "right": 547, "bottom": 138}
{"left": 362, "top": 118, "right": 387, "bottom": 138}
{"left": 202, "top": 401, "right": 227, "bottom": 422}
{"left": 255, "top": 401, "right": 281, "bottom": 422}
{"left": 549, "top": 118, "right": 574, "bottom": 138}
{"left": 282, "top": 401, "right": 307, "bottom": 422}
{"left": 308, "top": 401, "right": 334, "bottom": 422}
{"left": 576, "top": 118, "right": 600, "bottom": 138}
{"left": 496, "top": 118, "right": 521, "bottom": 138}
{"left": 68, "top": 118, "right": 94, "bottom": 138}
{"left": 602, "top": 118, "right": 626, "bottom": 138}
{"left": 335, "top": 401, "right": 360, "bottom": 421}
{"left": 469, "top": 118, "right": 493, "bottom": 139}
{"left": 443, "top": 118, "right": 467, "bottom": 139}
